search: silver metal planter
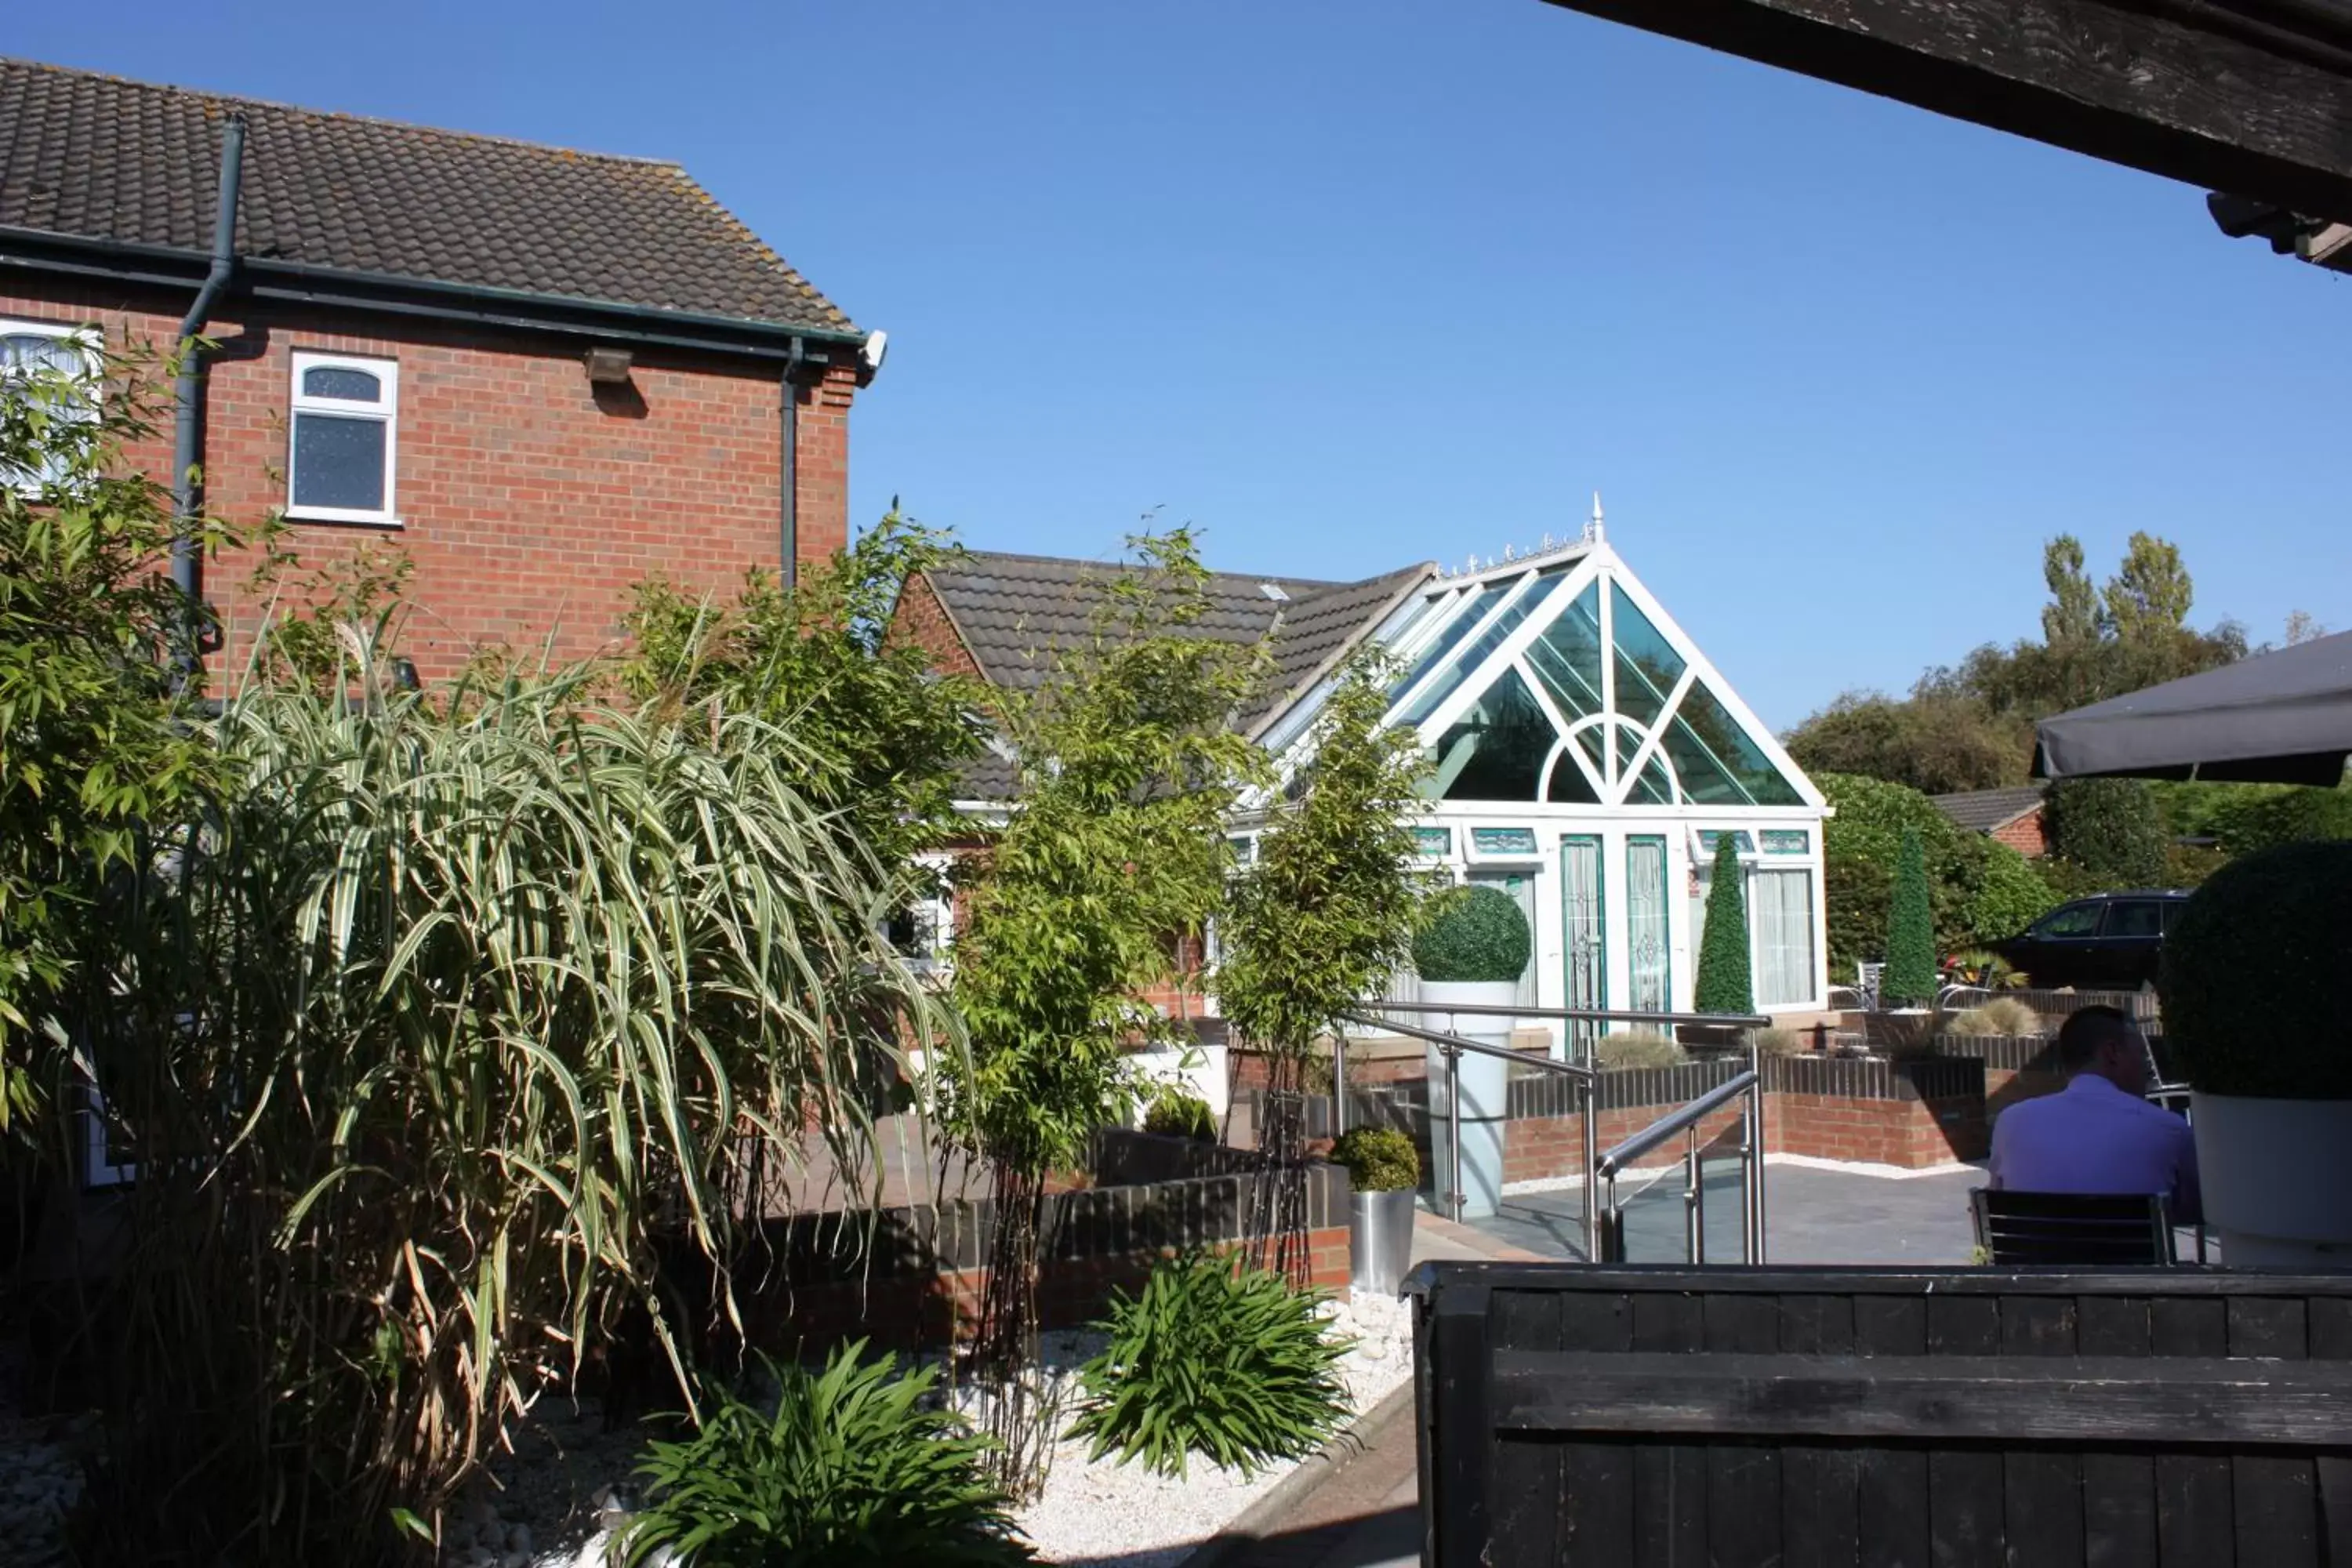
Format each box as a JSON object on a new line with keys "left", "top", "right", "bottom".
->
{"left": 1350, "top": 1186, "right": 1418, "bottom": 1296}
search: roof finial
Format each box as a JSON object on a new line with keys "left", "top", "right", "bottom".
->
{"left": 1588, "top": 491, "right": 1606, "bottom": 544}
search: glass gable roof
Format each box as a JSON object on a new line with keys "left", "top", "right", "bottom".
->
{"left": 1379, "top": 557, "right": 1810, "bottom": 809}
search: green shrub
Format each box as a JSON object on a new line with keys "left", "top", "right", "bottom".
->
{"left": 1693, "top": 835, "right": 1754, "bottom": 1014}
{"left": 2046, "top": 778, "right": 2168, "bottom": 888}
{"left": 621, "top": 1341, "right": 1032, "bottom": 1568}
{"left": 1750, "top": 1026, "right": 1809, "bottom": 1058}
{"left": 1068, "top": 1254, "right": 1350, "bottom": 1478}
{"left": 2200, "top": 784, "right": 2352, "bottom": 857}
{"left": 1330, "top": 1127, "right": 1421, "bottom": 1192}
{"left": 1143, "top": 1091, "right": 1216, "bottom": 1142}
{"left": 1962, "top": 840, "right": 2057, "bottom": 942}
{"left": 1595, "top": 1030, "right": 1686, "bottom": 1069}
{"left": 1951, "top": 998, "right": 2042, "bottom": 1037}
{"left": 1882, "top": 828, "right": 1939, "bottom": 1006}
{"left": 2160, "top": 840, "right": 2352, "bottom": 1100}
{"left": 1817, "top": 773, "right": 2048, "bottom": 977}
{"left": 1410, "top": 885, "right": 1530, "bottom": 983}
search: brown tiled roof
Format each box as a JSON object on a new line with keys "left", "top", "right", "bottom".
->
{"left": 921, "top": 548, "right": 1436, "bottom": 752}
{"left": 1929, "top": 784, "right": 2047, "bottom": 833}
{"left": 0, "top": 57, "right": 855, "bottom": 333}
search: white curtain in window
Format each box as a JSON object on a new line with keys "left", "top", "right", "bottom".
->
{"left": 1624, "top": 838, "right": 1670, "bottom": 1014}
{"left": 1751, "top": 868, "right": 1817, "bottom": 1008}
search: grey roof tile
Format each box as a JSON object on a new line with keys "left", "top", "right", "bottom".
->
{"left": 1929, "top": 784, "right": 2047, "bottom": 833}
{"left": 924, "top": 549, "right": 1436, "bottom": 804}
{"left": 0, "top": 57, "right": 855, "bottom": 332}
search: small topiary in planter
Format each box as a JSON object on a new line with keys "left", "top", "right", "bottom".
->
{"left": 1330, "top": 1127, "right": 1421, "bottom": 1192}
{"left": 2158, "top": 838, "right": 2352, "bottom": 1265}
{"left": 1411, "top": 885, "right": 1531, "bottom": 983}
{"left": 1143, "top": 1090, "right": 1217, "bottom": 1143}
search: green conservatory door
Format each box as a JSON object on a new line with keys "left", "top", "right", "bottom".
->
{"left": 1559, "top": 836, "right": 1605, "bottom": 1056}
{"left": 1625, "top": 836, "right": 1671, "bottom": 1016}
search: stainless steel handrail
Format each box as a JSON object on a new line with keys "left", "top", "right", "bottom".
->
{"left": 1595, "top": 1070, "right": 1759, "bottom": 1176}
{"left": 1338, "top": 1011, "right": 1597, "bottom": 1080}
{"left": 1361, "top": 999, "right": 1773, "bottom": 1029}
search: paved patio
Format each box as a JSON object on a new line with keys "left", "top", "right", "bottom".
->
{"left": 1470, "top": 1158, "right": 1987, "bottom": 1265}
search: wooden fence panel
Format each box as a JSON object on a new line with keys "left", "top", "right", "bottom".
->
{"left": 1412, "top": 1265, "right": 2352, "bottom": 1568}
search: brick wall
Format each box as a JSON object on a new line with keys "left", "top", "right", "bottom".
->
{"left": 5, "top": 280, "right": 857, "bottom": 683}
{"left": 1990, "top": 809, "right": 2049, "bottom": 858}
{"left": 887, "top": 569, "right": 982, "bottom": 678}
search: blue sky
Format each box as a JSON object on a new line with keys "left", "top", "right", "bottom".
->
{"left": 16, "top": 0, "right": 2347, "bottom": 728}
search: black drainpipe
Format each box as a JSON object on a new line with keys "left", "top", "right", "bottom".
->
{"left": 172, "top": 113, "right": 246, "bottom": 669}
{"left": 779, "top": 336, "right": 807, "bottom": 590}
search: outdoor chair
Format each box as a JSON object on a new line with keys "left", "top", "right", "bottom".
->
{"left": 1970, "top": 1188, "right": 2176, "bottom": 1265}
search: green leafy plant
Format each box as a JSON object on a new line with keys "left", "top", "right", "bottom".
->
{"left": 1215, "top": 651, "right": 1427, "bottom": 1275}
{"left": 1882, "top": 827, "right": 1939, "bottom": 1007}
{"left": 2160, "top": 840, "right": 2352, "bottom": 1100}
{"left": 620, "top": 1342, "right": 1032, "bottom": 1568}
{"left": 0, "top": 343, "right": 233, "bottom": 1130}
{"left": 1068, "top": 1254, "right": 1351, "bottom": 1479}
{"left": 1143, "top": 1090, "right": 1216, "bottom": 1143}
{"left": 1329, "top": 1127, "right": 1420, "bottom": 1192}
{"left": 1947, "top": 949, "right": 2029, "bottom": 989}
{"left": 1410, "top": 884, "right": 1530, "bottom": 984}
{"left": 1694, "top": 835, "right": 1753, "bottom": 1014}
{"left": 1750, "top": 1026, "right": 1809, "bottom": 1058}
{"left": 1951, "top": 998, "right": 2043, "bottom": 1037}
{"left": 1594, "top": 1030, "right": 1687, "bottom": 1069}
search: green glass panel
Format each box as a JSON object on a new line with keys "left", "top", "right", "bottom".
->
{"left": 1560, "top": 835, "right": 1606, "bottom": 1040}
{"left": 1697, "top": 829, "right": 1756, "bottom": 854}
{"left": 1618, "top": 727, "right": 1673, "bottom": 804}
{"left": 1389, "top": 581, "right": 1509, "bottom": 702}
{"left": 1762, "top": 829, "right": 1810, "bottom": 855}
{"left": 1397, "top": 568, "right": 1567, "bottom": 728}
{"left": 1547, "top": 745, "right": 1599, "bottom": 803}
{"left": 1431, "top": 666, "right": 1555, "bottom": 802}
{"left": 1661, "top": 681, "right": 1806, "bottom": 807}
{"left": 1610, "top": 584, "right": 1685, "bottom": 730}
{"left": 1412, "top": 826, "right": 1452, "bottom": 857}
{"left": 1524, "top": 581, "right": 1603, "bottom": 724}
{"left": 1472, "top": 826, "right": 1539, "bottom": 855}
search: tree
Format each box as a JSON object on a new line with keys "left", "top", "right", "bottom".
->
{"left": 942, "top": 528, "right": 1269, "bottom": 1492}
{"left": 1784, "top": 688, "right": 2028, "bottom": 796}
{"left": 2047, "top": 777, "right": 2169, "bottom": 887}
{"left": 2042, "top": 534, "right": 2101, "bottom": 648}
{"left": 0, "top": 343, "right": 232, "bottom": 1129}
{"left": 1218, "top": 652, "right": 1428, "bottom": 1281}
{"left": 1693, "top": 834, "right": 1754, "bottom": 1014}
{"left": 619, "top": 509, "right": 986, "bottom": 871}
{"left": 2285, "top": 610, "right": 2330, "bottom": 647}
{"left": 1815, "top": 772, "right": 2056, "bottom": 980}
{"left": 2101, "top": 531, "right": 2195, "bottom": 645}
{"left": 1883, "top": 827, "right": 1939, "bottom": 1006}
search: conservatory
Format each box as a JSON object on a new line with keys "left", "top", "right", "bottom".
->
{"left": 1236, "top": 528, "right": 1832, "bottom": 1037}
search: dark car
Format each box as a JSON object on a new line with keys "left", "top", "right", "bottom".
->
{"left": 1990, "top": 890, "right": 2192, "bottom": 990}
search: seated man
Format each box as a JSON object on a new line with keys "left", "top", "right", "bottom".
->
{"left": 1989, "top": 1004, "right": 2201, "bottom": 1224}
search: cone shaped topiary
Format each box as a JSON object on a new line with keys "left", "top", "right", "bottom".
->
{"left": 1883, "top": 826, "right": 1938, "bottom": 1007}
{"left": 1411, "top": 884, "right": 1531, "bottom": 984}
{"left": 1693, "top": 835, "right": 1753, "bottom": 1015}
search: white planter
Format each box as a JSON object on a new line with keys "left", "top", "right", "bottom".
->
{"left": 1421, "top": 978, "right": 1515, "bottom": 1220}
{"left": 2192, "top": 1092, "right": 2352, "bottom": 1267}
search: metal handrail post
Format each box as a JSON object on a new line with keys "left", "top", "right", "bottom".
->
{"left": 1684, "top": 1124, "right": 1704, "bottom": 1264}
{"left": 1331, "top": 1031, "right": 1348, "bottom": 1141}
{"left": 1745, "top": 1033, "right": 1768, "bottom": 1264}
{"left": 1600, "top": 1171, "right": 1623, "bottom": 1262}
{"left": 1445, "top": 1043, "right": 1465, "bottom": 1223}
{"left": 1581, "top": 1073, "right": 1598, "bottom": 1261}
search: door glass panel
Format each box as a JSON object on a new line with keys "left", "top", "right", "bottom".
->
{"left": 1610, "top": 584, "right": 1686, "bottom": 730}
{"left": 2106, "top": 900, "right": 2163, "bottom": 938}
{"left": 1751, "top": 867, "right": 1817, "bottom": 1007}
{"left": 1560, "top": 836, "right": 1606, "bottom": 1058}
{"left": 1428, "top": 667, "right": 1555, "bottom": 801}
{"left": 1625, "top": 836, "right": 1671, "bottom": 1015}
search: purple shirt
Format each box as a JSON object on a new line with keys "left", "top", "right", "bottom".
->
{"left": 1990, "top": 1074, "right": 2202, "bottom": 1223}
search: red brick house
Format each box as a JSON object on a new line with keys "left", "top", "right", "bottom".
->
{"left": 0, "top": 58, "right": 879, "bottom": 679}
{"left": 1929, "top": 785, "right": 2050, "bottom": 858}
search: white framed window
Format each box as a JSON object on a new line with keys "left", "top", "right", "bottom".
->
{"left": 287, "top": 351, "right": 398, "bottom": 524}
{"left": 2, "top": 318, "right": 101, "bottom": 490}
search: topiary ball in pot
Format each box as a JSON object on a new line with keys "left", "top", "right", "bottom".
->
{"left": 2158, "top": 838, "right": 2352, "bottom": 1265}
{"left": 1412, "top": 885, "right": 1531, "bottom": 983}
{"left": 1329, "top": 1127, "right": 1421, "bottom": 1192}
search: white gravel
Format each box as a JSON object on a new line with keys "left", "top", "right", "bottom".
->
{"left": 1008, "top": 1287, "right": 1415, "bottom": 1566}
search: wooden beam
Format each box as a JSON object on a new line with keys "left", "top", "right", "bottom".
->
{"left": 1493, "top": 1350, "right": 2352, "bottom": 1445}
{"left": 1534, "top": 0, "right": 2352, "bottom": 223}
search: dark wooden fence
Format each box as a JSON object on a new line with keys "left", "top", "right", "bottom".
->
{"left": 1411, "top": 1262, "right": 2352, "bottom": 1566}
